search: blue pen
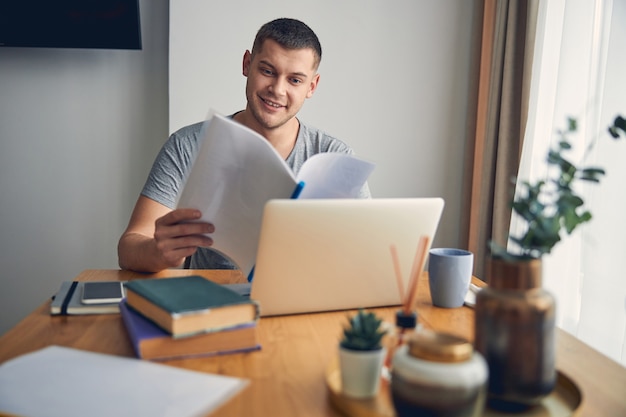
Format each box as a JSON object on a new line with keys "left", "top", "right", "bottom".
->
{"left": 248, "top": 181, "right": 306, "bottom": 283}
{"left": 290, "top": 181, "right": 305, "bottom": 199}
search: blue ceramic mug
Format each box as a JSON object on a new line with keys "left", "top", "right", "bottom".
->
{"left": 428, "top": 248, "right": 474, "bottom": 308}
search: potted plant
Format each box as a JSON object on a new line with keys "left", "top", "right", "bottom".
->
{"left": 474, "top": 114, "right": 626, "bottom": 410}
{"left": 338, "top": 308, "right": 387, "bottom": 398}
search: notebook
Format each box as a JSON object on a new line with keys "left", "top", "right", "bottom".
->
{"left": 248, "top": 198, "right": 444, "bottom": 317}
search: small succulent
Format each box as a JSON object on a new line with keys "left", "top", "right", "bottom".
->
{"left": 491, "top": 114, "right": 626, "bottom": 260}
{"left": 340, "top": 308, "right": 387, "bottom": 351}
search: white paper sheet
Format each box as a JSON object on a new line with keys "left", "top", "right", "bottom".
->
{"left": 0, "top": 346, "right": 248, "bottom": 417}
{"left": 176, "top": 113, "right": 374, "bottom": 276}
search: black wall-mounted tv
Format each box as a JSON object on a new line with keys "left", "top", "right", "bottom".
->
{"left": 0, "top": 1, "right": 142, "bottom": 50}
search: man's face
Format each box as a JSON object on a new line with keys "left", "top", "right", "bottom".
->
{"left": 242, "top": 39, "right": 320, "bottom": 132}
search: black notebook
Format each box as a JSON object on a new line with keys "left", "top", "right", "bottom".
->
{"left": 50, "top": 281, "right": 125, "bottom": 315}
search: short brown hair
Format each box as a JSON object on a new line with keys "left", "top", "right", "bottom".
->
{"left": 251, "top": 18, "right": 322, "bottom": 69}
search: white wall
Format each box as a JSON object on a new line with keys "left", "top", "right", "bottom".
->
{"left": 0, "top": 0, "right": 169, "bottom": 335}
{"left": 170, "top": 0, "right": 479, "bottom": 255}
{"left": 0, "top": 1, "right": 480, "bottom": 336}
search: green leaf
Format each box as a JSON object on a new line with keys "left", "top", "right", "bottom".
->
{"left": 559, "top": 141, "right": 571, "bottom": 150}
{"left": 512, "top": 201, "right": 533, "bottom": 221}
{"left": 340, "top": 309, "right": 386, "bottom": 351}
{"left": 608, "top": 115, "right": 626, "bottom": 139}
{"left": 579, "top": 167, "right": 605, "bottom": 182}
{"left": 557, "top": 192, "right": 584, "bottom": 208}
{"left": 567, "top": 117, "right": 578, "bottom": 132}
{"left": 581, "top": 211, "right": 592, "bottom": 222}
{"left": 547, "top": 149, "right": 564, "bottom": 165}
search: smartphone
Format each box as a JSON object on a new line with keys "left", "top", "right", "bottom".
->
{"left": 81, "top": 281, "right": 125, "bottom": 304}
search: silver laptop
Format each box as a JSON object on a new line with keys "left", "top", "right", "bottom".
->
{"left": 249, "top": 198, "right": 444, "bottom": 317}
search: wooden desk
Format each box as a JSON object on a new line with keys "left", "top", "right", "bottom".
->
{"left": 0, "top": 269, "right": 625, "bottom": 416}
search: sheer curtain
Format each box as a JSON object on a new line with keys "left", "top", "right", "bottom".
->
{"left": 515, "top": 0, "right": 626, "bottom": 366}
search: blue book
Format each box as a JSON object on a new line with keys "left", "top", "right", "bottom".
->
{"left": 120, "top": 299, "right": 260, "bottom": 360}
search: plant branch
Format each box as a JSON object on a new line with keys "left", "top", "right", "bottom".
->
{"left": 491, "top": 114, "right": 625, "bottom": 260}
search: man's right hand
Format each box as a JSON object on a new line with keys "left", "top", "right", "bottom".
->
{"left": 152, "top": 208, "right": 214, "bottom": 268}
{"left": 117, "top": 196, "right": 214, "bottom": 272}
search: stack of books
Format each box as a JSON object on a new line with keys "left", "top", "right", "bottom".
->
{"left": 121, "top": 276, "right": 261, "bottom": 360}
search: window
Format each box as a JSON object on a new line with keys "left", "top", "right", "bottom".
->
{"left": 515, "top": 0, "right": 626, "bottom": 365}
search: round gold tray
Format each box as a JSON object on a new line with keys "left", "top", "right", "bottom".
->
{"left": 326, "top": 362, "right": 582, "bottom": 417}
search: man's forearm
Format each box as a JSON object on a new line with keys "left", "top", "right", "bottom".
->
{"left": 117, "top": 233, "right": 179, "bottom": 273}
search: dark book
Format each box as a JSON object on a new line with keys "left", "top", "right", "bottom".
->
{"left": 50, "top": 281, "right": 124, "bottom": 315}
{"left": 124, "top": 276, "right": 259, "bottom": 338}
{"left": 120, "top": 300, "right": 260, "bottom": 360}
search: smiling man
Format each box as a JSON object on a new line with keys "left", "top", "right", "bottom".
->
{"left": 117, "top": 18, "right": 370, "bottom": 273}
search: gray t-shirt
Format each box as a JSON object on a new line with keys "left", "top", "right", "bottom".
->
{"left": 141, "top": 117, "right": 371, "bottom": 269}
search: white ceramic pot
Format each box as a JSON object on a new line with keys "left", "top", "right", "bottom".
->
{"left": 339, "top": 346, "right": 386, "bottom": 398}
{"left": 391, "top": 331, "right": 488, "bottom": 417}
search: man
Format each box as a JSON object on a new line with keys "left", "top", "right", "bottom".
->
{"left": 118, "top": 18, "right": 370, "bottom": 272}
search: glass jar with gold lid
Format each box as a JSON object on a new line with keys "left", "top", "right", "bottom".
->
{"left": 390, "top": 329, "right": 488, "bottom": 417}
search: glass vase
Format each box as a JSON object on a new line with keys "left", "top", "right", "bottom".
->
{"left": 474, "top": 257, "right": 556, "bottom": 410}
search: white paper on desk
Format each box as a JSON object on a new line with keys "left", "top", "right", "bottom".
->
{"left": 0, "top": 345, "right": 248, "bottom": 417}
{"left": 176, "top": 112, "right": 374, "bottom": 276}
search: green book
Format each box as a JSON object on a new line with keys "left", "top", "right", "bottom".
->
{"left": 125, "top": 276, "right": 259, "bottom": 338}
